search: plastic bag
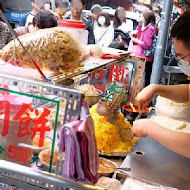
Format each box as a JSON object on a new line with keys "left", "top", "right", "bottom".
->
{"left": 0, "top": 28, "right": 85, "bottom": 72}
{"left": 128, "top": 40, "right": 135, "bottom": 54}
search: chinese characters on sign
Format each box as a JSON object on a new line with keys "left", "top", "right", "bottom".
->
{"left": 0, "top": 101, "right": 51, "bottom": 163}
{"left": 89, "top": 64, "right": 132, "bottom": 94}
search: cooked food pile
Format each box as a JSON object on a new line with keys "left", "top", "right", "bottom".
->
{"left": 33, "top": 134, "right": 52, "bottom": 148}
{"left": 90, "top": 105, "right": 137, "bottom": 153}
{"left": 75, "top": 84, "right": 100, "bottom": 96}
{"left": 98, "top": 158, "right": 116, "bottom": 173}
{"left": 0, "top": 28, "right": 84, "bottom": 71}
{"left": 39, "top": 148, "right": 59, "bottom": 166}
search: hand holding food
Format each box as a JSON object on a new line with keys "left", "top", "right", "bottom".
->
{"left": 132, "top": 37, "right": 141, "bottom": 44}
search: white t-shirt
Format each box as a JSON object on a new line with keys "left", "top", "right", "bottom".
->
{"left": 94, "top": 26, "right": 114, "bottom": 47}
{"left": 25, "top": 12, "right": 34, "bottom": 27}
{"left": 118, "top": 19, "right": 133, "bottom": 35}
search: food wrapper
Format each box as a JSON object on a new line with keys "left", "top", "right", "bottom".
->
{"left": 0, "top": 28, "right": 86, "bottom": 72}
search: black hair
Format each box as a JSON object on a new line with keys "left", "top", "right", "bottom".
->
{"left": 33, "top": 10, "right": 58, "bottom": 29}
{"left": 70, "top": 0, "right": 86, "bottom": 6}
{"left": 171, "top": 10, "right": 190, "bottom": 49}
{"left": 55, "top": 0, "right": 68, "bottom": 8}
{"left": 0, "top": 0, "right": 4, "bottom": 11}
{"left": 109, "top": 40, "right": 125, "bottom": 50}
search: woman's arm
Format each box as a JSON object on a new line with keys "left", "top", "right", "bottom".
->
{"left": 136, "top": 84, "right": 190, "bottom": 110}
{"left": 132, "top": 119, "right": 190, "bottom": 158}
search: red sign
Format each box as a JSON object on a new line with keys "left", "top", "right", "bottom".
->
{"left": 0, "top": 101, "right": 51, "bottom": 163}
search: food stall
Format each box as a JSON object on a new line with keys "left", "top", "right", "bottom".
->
{"left": 0, "top": 13, "right": 189, "bottom": 190}
{"left": 0, "top": 27, "right": 146, "bottom": 189}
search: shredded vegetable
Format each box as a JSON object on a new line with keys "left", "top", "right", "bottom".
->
{"left": 90, "top": 105, "right": 137, "bottom": 153}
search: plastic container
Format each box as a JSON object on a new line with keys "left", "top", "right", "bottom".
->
{"left": 58, "top": 19, "right": 88, "bottom": 45}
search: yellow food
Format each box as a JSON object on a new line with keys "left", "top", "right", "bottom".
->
{"left": 33, "top": 134, "right": 52, "bottom": 148}
{"left": 40, "top": 148, "right": 58, "bottom": 166}
{"left": 90, "top": 105, "right": 137, "bottom": 153}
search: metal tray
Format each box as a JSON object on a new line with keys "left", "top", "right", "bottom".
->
{"left": 98, "top": 150, "right": 128, "bottom": 157}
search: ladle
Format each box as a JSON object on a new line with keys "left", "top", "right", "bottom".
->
{"left": 100, "top": 161, "right": 131, "bottom": 172}
{"left": 119, "top": 110, "right": 143, "bottom": 142}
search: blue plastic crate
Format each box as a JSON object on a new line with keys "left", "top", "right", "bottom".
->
{"left": 4, "top": 11, "right": 25, "bottom": 23}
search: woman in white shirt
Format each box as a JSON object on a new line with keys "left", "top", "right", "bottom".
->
{"left": 113, "top": 7, "right": 133, "bottom": 36}
{"left": 94, "top": 11, "right": 114, "bottom": 47}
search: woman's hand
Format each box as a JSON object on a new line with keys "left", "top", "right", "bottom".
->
{"left": 132, "top": 119, "right": 155, "bottom": 137}
{"left": 132, "top": 37, "right": 141, "bottom": 44}
{"left": 136, "top": 84, "right": 156, "bottom": 110}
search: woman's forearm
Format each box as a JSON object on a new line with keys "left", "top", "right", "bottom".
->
{"left": 152, "top": 84, "right": 190, "bottom": 103}
{"left": 147, "top": 123, "right": 190, "bottom": 158}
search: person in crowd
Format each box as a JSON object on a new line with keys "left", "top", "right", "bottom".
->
{"left": 54, "top": 0, "right": 69, "bottom": 20}
{"left": 44, "top": 0, "right": 52, "bottom": 11}
{"left": 33, "top": 10, "right": 58, "bottom": 29}
{"left": 0, "top": 0, "right": 12, "bottom": 49}
{"left": 132, "top": 10, "right": 190, "bottom": 158}
{"left": 88, "top": 4, "right": 102, "bottom": 29}
{"left": 113, "top": 7, "right": 133, "bottom": 36}
{"left": 132, "top": 10, "right": 158, "bottom": 87}
{"left": 94, "top": 11, "right": 114, "bottom": 47}
{"left": 19, "top": 12, "right": 30, "bottom": 27}
{"left": 15, "top": 10, "right": 57, "bottom": 36}
{"left": 65, "top": 0, "right": 95, "bottom": 44}
{"left": 25, "top": 0, "right": 44, "bottom": 30}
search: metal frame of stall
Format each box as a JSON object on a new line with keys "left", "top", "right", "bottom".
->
{"left": 0, "top": 55, "right": 146, "bottom": 189}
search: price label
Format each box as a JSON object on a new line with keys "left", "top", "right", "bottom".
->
{"left": 7, "top": 145, "right": 28, "bottom": 163}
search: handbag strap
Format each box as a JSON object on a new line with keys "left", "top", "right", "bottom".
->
{"left": 98, "top": 27, "right": 110, "bottom": 43}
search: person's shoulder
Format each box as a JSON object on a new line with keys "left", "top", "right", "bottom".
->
{"left": 64, "top": 14, "right": 71, "bottom": 19}
{"left": 82, "top": 16, "right": 91, "bottom": 25}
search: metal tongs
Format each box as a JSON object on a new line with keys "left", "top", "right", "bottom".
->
{"left": 0, "top": 10, "right": 51, "bottom": 82}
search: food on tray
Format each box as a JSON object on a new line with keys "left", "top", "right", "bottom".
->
{"left": 0, "top": 28, "right": 85, "bottom": 71}
{"left": 75, "top": 84, "right": 100, "bottom": 96}
{"left": 151, "top": 116, "right": 190, "bottom": 133}
{"left": 33, "top": 134, "right": 52, "bottom": 147}
{"left": 90, "top": 105, "right": 137, "bottom": 153}
{"left": 39, "top": 148, "right": 59, "bottom": 166}
{"left": 29, "top": 108, "right": 64, "bottom": 123}
{"left": 98, "top": 158, "right": 116, "bottom": 173}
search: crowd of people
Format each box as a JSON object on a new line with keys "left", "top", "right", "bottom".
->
{"left": 0, "top": 0, "right": 160, "bottom": 86}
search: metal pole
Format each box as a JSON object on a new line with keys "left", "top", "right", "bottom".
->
{"left": 150, "top": 0, "right": 174, "bottom": 84}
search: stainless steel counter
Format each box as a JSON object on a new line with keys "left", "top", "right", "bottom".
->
{"left": 118, "top": 136, "right": 190, "bottom": 189}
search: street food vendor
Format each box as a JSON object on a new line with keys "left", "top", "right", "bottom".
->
{"left": 132, "top": 10, "right": 190, "bottom": 158}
